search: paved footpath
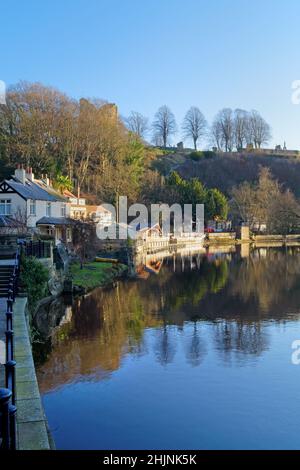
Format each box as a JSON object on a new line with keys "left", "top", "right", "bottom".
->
{"left": 0, "top": 296, "right": 51, "bottom": 449}
{"left": 14, "top": 297, "right": 51, "bottom": 449}
{"left": 0, "top": 252, "right": 51, "bottom": 449}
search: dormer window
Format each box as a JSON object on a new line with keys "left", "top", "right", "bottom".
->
{"left": 46, "top": 202, "right": 51, "bottom": 217}
{"left": 29, "top": 200, "right": 36, "bottom": 216}
{"left": 0, "top": 199, "right": 11, "bottom": 215}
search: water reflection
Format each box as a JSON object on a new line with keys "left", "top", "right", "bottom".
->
{"left": 184, "top": 322, "right": 207, "bottom": 367}
{"left": 213, "top": 321, "right": 268, "bottom": 365}
{"left": 35, "top": 245, "right": 300, "bottom": 394}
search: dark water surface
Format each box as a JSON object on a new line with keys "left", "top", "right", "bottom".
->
{"left": 35, "top": 246, "right": 300, "bottom": 449}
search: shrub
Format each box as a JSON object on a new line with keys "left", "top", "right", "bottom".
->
{"left": 20, "top": 256, "right": 49, "bottom": 311}
{"left": 190, "top": 150, "right": 215, "bottom": 161}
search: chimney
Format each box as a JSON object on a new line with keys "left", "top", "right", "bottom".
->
{"left": 77, "top": 184, "right": 80, "bottom": 200}
{"left": 26, "top": 167, "right": 35, "bottom": 182}
{"left": 45, "top": 174, "right": 50, "bottom": 186}
{"left": 14, "top": 167, "right": 26, "bottom": 185}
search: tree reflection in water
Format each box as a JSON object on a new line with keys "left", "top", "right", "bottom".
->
{"left": 184, "top": 322, "right": 207, "bottom": 367}
{"left": 213, "top": 321, "right": 268, "bottom": 365}
{"left": 155, "top": 326, "right": 177, "bottom": 366}
{"left": 35, "top": 246, "right": 300, "bottom": 393}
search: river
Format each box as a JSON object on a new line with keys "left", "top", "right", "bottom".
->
{"left": 35, "top": 245, "right": 300, "bottom": 449}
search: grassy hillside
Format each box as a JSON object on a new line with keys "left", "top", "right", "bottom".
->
{"left": 152, "top": 150, "right": 300, "bottom": 198}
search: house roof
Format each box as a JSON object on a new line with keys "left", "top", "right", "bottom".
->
{"left": 86, "top": 205, "right": 111, "bottom": 213}
{"left": 63, "top": 189, "right": 86, "bottom": 201}
{"left": 35, "top": 179, "right": 68, "bottom": 202}
{"left": 3, "top": 178, "right": 67, "bottom": 202}
{"left": 63, "top": 189, "right": 77, "bottom": 199}
{"left": 36, "top": 217, "right": 75, "bottom": 226}
{"left": 136, "top": 223, "right": 161, "bottom": 233}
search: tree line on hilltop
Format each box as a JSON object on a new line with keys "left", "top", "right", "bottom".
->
{"left": 125, "top": 106, "right": 272, "bottom": 151}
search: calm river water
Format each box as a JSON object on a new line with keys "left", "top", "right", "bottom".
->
{"left": 35, "top": 245, "right": 300, "bottom": 449}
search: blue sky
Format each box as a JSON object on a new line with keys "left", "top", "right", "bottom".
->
{"left": 1, "top": 0, "right": 300, "bottom": 148}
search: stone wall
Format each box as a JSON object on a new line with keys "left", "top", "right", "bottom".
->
{"left": 14, "top": 297, "right": 51, "bottom": 449}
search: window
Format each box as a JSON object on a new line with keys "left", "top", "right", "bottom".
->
{"left": 0, "top": 199, "right": 12, "bottom": 216}
{"left": 29, "top": 200, "right": 36, "bottom": 216}
{"left": 66, "top": 227, "right": 72, "bottom": 242}
{"left": 61, "top": 203, "right": 66, "bottom": 217}
{"left": 46, "top": 202, "right": 51, "bottom": 217}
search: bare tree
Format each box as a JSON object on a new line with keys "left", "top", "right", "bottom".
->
{"left": 125, "top": 111, "right": 149, "bottom": 139}
{"left": 210, "top": 119, "right": 223, "bottom": 151}
{"left": 152, "top": 133, "right": 164, "bottom": 147}
{"left": 72, "top": 219, "right": 97, "bottom": 267}
{"left": 269, "top": 189, "right": 300, "bottom": 234}
{"left": 231, "top": 181, "right": 258, "bottom": 227}
{"left": 1, "top": 81, "right": 74, "bottom": 173}
{"left": 231, "top": 167, "right": 300, "bottom": 233}
{"left": 234, "top": 109, "right": 249, "bottom": 150}
{"left": 248, "top": 110, "right": 271, "bottom": 148}
{"left": 182, "top": 106, "right": 207, "bottom": 150}
{"left": 14, "top": 207, "right": 30, "bottom": 235}
{"left": 211, "top": 108, "right": 234, "bottom": 152}
{"left": 0, "top": 207, "right": 29, "bottom": 236}
{"left": 152, "top": 105, "right": 177, "bottom": 147}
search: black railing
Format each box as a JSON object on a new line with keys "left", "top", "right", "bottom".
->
{"left": 0, "top": 248, "right": 20, "bottom": 450}
{"left": 25, "top": 240, "right": 52, "bottom": 259}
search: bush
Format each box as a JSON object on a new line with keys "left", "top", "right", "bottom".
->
{"left": 167, "top": 170, "right": 228, "bottom": 221}
{"left": 190, "top": 150, "right": 215, "bottom": 161}
{"left": 20, "top": 256, "right": 49, "bottom": 311}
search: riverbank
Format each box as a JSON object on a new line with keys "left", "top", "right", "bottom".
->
{"left": 69, "top": 261, "right": 128, "bottom": 293}
{"left": 205, "top": 232, "right": 300, "bottom": 245}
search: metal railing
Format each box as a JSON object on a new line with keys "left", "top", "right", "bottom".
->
{"left": 0, "top": 247, "right": 20, "bottom": 450}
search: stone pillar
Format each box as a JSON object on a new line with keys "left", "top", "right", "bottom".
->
{"left": 237, "top": 224, "right": 250, "bottom": 241}
{"left": 241, "top": 225, "right": 249, "bottom": 240}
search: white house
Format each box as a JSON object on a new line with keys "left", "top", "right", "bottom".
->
{"left": 0, "top": 167, "right": 73, "bottom": 244}
{"left": 86, "top": 205, "right": 113, "bottom": 226}
{"left": 63, "top": 189, "right": 87, "bottom": 220}
{"left": 63, "top": 189, "right": 113, "bottom": 227}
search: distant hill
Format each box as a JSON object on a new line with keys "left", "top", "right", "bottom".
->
{"left": 152, "top": 150, "right": 300, "bottom": 198}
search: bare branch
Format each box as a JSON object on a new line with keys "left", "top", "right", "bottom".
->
{"left": 182, "top": 107, "right": 207, "bottom": 150}
{"left": 152, "top": 105, "right": 177, "bottom": 147}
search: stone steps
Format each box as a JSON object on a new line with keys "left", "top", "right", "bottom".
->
{"left": 0, "top": 265, "right": 14, "bottom": 297}
{"left": 0, "top": 282, "right": 12, "bottom": 287}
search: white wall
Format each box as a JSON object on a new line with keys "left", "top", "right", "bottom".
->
{"left": 1, "top": 192, "right": 70, "bottom": 228}
{"left": 1, "top": 193, "right": 27, "bottom": 218}
{"left": 26, "top": 199, "right": 70, "bottom": 227}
